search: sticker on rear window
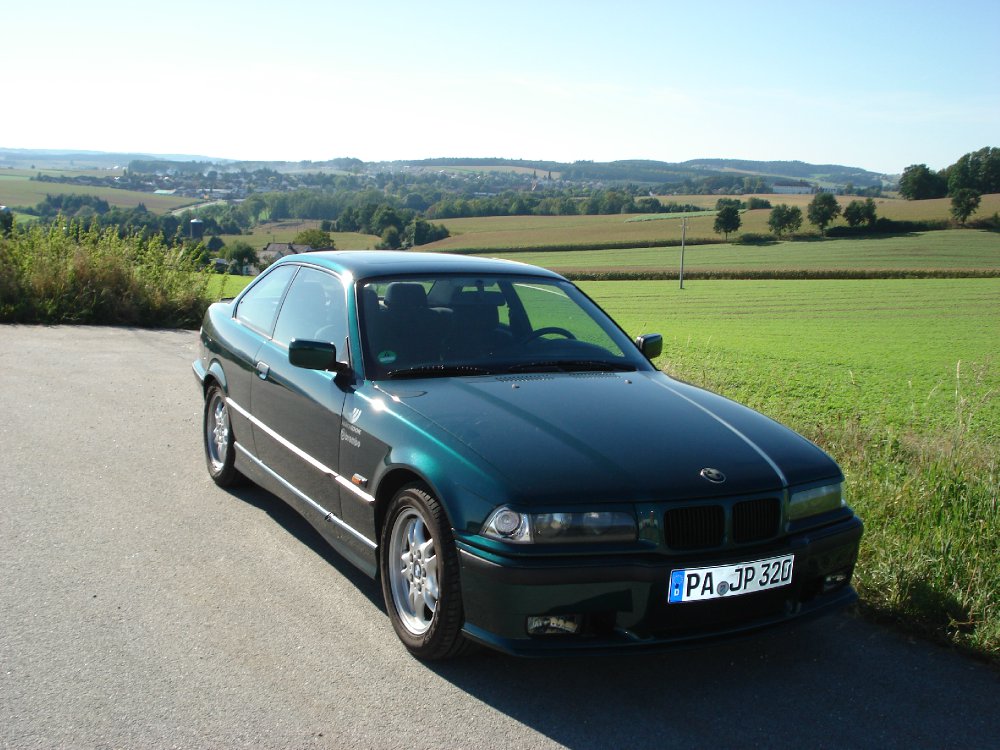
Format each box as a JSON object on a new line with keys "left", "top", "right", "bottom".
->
{"left": 378, "top": 350, "right": 397, "bottom": 364}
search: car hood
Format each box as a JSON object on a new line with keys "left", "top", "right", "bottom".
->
{"left": 379, "top": 371, "right": 840, "bottom": 504}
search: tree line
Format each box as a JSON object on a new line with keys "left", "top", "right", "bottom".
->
{"left": 898, "top": 147, "right": 997, "bottom": 221}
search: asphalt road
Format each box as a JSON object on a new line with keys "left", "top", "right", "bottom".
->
{"left": 1, "top": 325, "right": 997, "bottom": 749}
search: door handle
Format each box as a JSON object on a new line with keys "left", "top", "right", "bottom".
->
{"left": 256, "top": 361, "right": 270, "bottom": 380}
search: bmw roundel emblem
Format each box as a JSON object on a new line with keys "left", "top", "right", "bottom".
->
{"left": 700, "top": 467, "right": 726, "bottom": 484}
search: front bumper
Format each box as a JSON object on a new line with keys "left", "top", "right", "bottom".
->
{"left": 457, "top": 514, "right": 862, "bottom": 655}
{"left": 192, "top": 359, "right": 207, "bottom": 388}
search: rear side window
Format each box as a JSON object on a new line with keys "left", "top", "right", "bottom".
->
{"left": 235, "top": 265, "right": 296, "bottom": 336}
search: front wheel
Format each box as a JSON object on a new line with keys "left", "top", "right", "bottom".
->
{"left": 203, "top": 384, "right": 244, "bottom": 487}
{"left": 380, "top": 483, "right": 469, "bottom": 660}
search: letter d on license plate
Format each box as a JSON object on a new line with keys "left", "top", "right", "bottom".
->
{"left": 668, "top": 554, "right": 794, "bottom": 603}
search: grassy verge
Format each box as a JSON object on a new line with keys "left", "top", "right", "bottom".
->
{"left": 0, "top": 222, "right": 209, "bottom": 328}
{"left": 585, "top": 279, "right": 999, "bottom": 659}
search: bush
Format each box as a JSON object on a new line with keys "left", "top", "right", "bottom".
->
{"left": 0, "top": 220, "right": 209, "bottom": 328}
{"left": 968, "top": 212, "right": 1000, "bottom": 231}
{"left": 826, "top": 218, "right": 950, "bottom": 238}
{"left": 735, "top": 232, "right": 776, "bottom": 245}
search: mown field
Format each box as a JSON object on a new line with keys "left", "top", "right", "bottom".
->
{"left": 0, "top": 171, "right": 194, "bottom": 213}
{"left": 427, "top": 193, "right": 1000, "bottom": 252}
{"left": 584, "top": 279, "right": 1000, "bottom": 442}
{"left": 476, "top": 230, "right": 1000, "bottom": 275}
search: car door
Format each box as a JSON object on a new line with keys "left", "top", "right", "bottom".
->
{"left": 250, "top": 265, "right": 349, "bottom": 521}
{"left": 226, "top": 264, "right": 298, "bottom": 457}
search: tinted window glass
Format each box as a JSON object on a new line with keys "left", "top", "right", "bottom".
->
{"left": 514, "top": 281, "right": 624, "bottom": 353}
{"left": 235, "top": 265, "right": 296, "bottom": 336}
{"left": 359, "top": 274, "right": 647, "bottom": 379}
{"left": 273, "top": 267, "right": 347, "bottom": 349}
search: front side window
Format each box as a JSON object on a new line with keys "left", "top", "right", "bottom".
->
{"left": 358, "top": 274, "right": 650, "bottom": 379}
{"left": 272, "top": 267, "right": 347, "bottom": 349}
{"left": 234, "top": 265, "right": 296, "bottom": 336}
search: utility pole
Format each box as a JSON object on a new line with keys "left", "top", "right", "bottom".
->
{"left": 679, "top": 217, "right": 687, "bottom": 289}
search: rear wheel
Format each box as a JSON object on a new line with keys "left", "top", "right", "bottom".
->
{"left": 380, "top": 483, "right": 469, "bottom": 660}
{"left": 203, "top": 384, "right": 244, "bottom": 487}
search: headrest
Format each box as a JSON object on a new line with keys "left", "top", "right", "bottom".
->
{"left": 384, "top": 282, "right": 428, "bottom": 309}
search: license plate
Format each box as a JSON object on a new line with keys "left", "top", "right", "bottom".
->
{"left": 668, "top": 554, "right": 794, "bottom": 603}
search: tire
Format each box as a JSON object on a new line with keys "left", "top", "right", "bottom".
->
{"left": 380, "top": 483, "right": 469, "bottom": 660}
{"left": 203, "top": 384, "right": 244, "bottom": 487}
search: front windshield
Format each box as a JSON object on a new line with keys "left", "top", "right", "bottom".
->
{"left": 357, "top": 274, "right": 652, "bottom": 379}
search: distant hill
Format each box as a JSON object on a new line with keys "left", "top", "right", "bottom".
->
{"left": 393, "top": 157, "right": 888, "bottom": 188}
{"left": 0, "top": 148, "right": 889, "bottom": 189}
{"left": 679, "top": 158, "right": 887, "bottom": 186}
{"left": 0, "top": 148, "right": 223, "bottom": 170}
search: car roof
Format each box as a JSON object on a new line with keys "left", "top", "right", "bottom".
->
{"left": 272, "top": 250, "right": 566, "bottom": 282}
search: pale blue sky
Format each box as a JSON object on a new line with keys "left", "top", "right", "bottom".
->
{"left": 6, "top": 0, "right": 998, "bottom": 173}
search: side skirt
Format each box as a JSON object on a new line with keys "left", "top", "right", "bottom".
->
{"left": 234, "top": 443, "right": 379, "bottom": 579}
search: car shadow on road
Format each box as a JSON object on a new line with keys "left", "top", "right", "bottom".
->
{"left": 223, "top": 483, "right": 386, "bottom": 613}
{"left": 221, "top": 485, "right": 998, "bottom": 749}
{"left": 426, "top": 612, "right": 999, "bottom": 749}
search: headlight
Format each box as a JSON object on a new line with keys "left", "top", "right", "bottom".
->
{"left": 788, "top": 482, "right": 844, "bottom": 521}
{"left": 482, "top": 507, "right": 637, "bottom": 544}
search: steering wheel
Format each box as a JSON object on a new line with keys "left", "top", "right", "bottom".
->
{"left": 519, "top": 326, "right": 577, "bottom": 344}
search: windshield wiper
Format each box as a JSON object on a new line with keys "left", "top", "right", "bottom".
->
{"left": 385, "top": 364, "right": 493, "bottom": 379}
{"left": 505, "top": 359, "right": 637, "bottom": 374}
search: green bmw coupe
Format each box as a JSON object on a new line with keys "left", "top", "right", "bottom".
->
{"left": 193, "top": 251, "right": 862, "bottom": 659}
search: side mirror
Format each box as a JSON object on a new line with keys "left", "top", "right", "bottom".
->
{"left": 289, "top": 339, "right": 350, "bottom": 373}
{"left": 634, "top": 333, "right": 663, "bottom": 360}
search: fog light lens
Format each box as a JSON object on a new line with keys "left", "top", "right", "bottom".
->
{"left": 822, "top": 571, "right": 849, "bottom": 593}
{"left": 526, "top": 615, "right": 581, "bottom": 635}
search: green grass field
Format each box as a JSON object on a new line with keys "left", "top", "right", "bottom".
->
{"left": 474, "top": 230, "right": 1000, "bottom": 274}
{"left": 582, "top": 279, "right": 1000, "bottom": 441}
{"left": 0, "top": 171, "right": 194, "bottom": 213}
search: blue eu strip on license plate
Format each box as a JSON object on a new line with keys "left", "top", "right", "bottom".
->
{"left": 668, "top": 554, "right": 795, "bottom": 603}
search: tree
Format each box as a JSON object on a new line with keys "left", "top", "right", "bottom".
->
{"left": 205, "top": 235, "right": 225, "bottom": 253}
{"left": 221, "top": 240, "right": 258, "bottom": 272}
{"left": 0, "top": 209, "right": 13, "bottom": 236}
{"left": 380, "top": 225, "right": 401, "bottom": 249}
{"left": 713, "top": 204, "right": 741, "bottom": 239}
{"left": 950, "top": 189, "right": 981, "bottom": 224}
{"left": 945, "top": 147, "right": 1000, "bottom": 195}
{"left": 370, "top": 204, "right": 405, "bottom": 236}
{"left": 898, "top": 164, "right": 948, "bottom": 200}
{"left": 293, "top": 228, "right": 335, "bottom": 249}
{"left": 767, "top": 204, "right": 802, "bottom": 237}
{"left": 843, "top": 198, "right": 877, "bottom": 228}
{"left": 807, "top": 192, "right": 841, "bottom": 236}
{"left": 403, "top": 218, "right": 449, "bottom": 247}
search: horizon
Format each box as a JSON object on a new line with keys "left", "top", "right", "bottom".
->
{"left": 7, "top": 0, "right": 998, "bottom": 174}
{"left": 0, "top": 147, "right": 900, "bottom": 176}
